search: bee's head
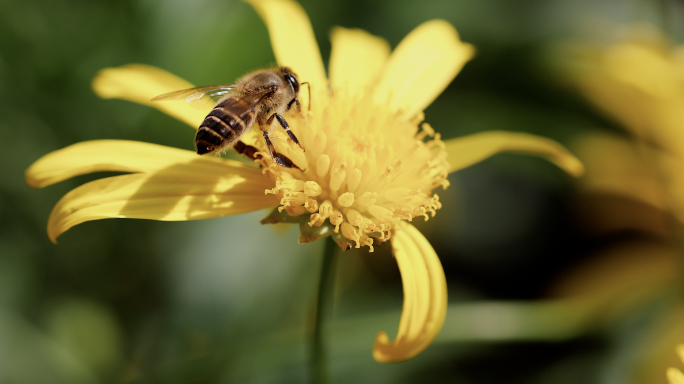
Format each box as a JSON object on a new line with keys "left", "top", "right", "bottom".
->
{"left": 281, "top": 67, "right": 300, "bottom": 95}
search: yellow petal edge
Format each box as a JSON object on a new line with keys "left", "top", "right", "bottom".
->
{"left": 46, "top": 158, "right": 276, "bottom": 243}
{"left": 374, "top": 19, "right": 475, "bottom": 118}
{"left": 677, "top": 344, "right": 684, "bottom": 364}
{"left": 26, "top": 140, "right": 200, "bottom": 188}
{"left": 669, "top": 368, "right": 684, "bottom": 384}
{"left": 92, "top": 64, "right": 207, "bottom": 128}
{"left": 670, "top": 345, "right": 684, "bottom": 384}
{"left": 329, "top": 27, "right": 391, "bottom": 91}
{"left": 373, "top": 221, "right": 447, "bottom": 363}
{"left": 445, "top": 131, "right": 585, "bottom": 177}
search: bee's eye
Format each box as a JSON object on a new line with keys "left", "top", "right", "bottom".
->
{"left": 284, "top": 74, "right": 299, "bottom": 94}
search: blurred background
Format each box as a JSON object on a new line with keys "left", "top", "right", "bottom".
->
{"left": 2, "top": 0, "right": 684, "bottom": 382}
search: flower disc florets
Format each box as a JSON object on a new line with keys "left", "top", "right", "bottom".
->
{"left": 260, "top": 88, "right": 450, "bottom": 251}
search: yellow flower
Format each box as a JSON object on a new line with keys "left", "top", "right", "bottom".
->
{"left": 668, "top": 345, "right": 684, "bottom": 384}
{"left": 564, "top": 24, "right": 684, "bottom": 223}
{"left": 25, "top": 0, "right": 583, "bottom": 362}
{"left": 562, "top": 23, "right": 684, "bottom": 155}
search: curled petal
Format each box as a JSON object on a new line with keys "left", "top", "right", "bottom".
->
{"left": 329, "top": 27, "right": 390, "bottom": 91}
{"left": 444, "top": 131, "right": 584, "bottom": 176}
{"left": 246, "top": 0, "right": 327, "bottom": 104}
{"left": 374, "top": 20, "right": 474, "bottom": 118}
{"left": 92, "top": 64, "right": 207, "bottom": 127}
{"left": 373, "top": 221, "right": 447, "bottom": 362}
{"left": 47, "top": 158, "right": 277, "bottom": 243}
{"left": 26, "top": 140, "right": 200, "bottom": 188}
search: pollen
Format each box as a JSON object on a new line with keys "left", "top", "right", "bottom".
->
{"left": 258, "top": 88, "right": 450, "bottom": 251}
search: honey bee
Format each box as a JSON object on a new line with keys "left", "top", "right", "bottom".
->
{"left": 152, "top": 67, "right": 305, "bottom": 169}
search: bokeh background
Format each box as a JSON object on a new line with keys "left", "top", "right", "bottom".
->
{"left": 3, "top": 0, "right": 684, "bottom": 382}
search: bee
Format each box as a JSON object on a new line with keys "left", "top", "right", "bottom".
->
{"left": 152, "top": 67, "right": 305, "bottom": 169}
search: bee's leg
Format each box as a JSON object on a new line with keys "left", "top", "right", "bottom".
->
{"left": 266, "top": 113, "right": 305, "bottom": 151}
{"left": 233, "top": 140, "right": 261, "bottom": 161}
{"left": 262, "top": 130, "right": 302, "bottom": 170}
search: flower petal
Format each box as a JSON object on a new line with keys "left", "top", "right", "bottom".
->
{"left": 444, "top": 131, "right": 585, "bottom": 177}
{"left": 92, "top": 64, "right": 207, "bottom": 127}
{"left": 329, "top": 27, "right": 390, "bottom": 91}
{"left": 26, "top": 140, "right": 202, "bottom": 188}
{"left": 47, "top": 158, "right": 277, "bottom": 243}
{"left": 374, "top": 20, "right": 474, "bottom": 117}
{"left": 668, "top": 368, "right": 684, "bottom": 384}
{"left": 373, "top": 221, "right": 447, "bottom": 363}
{"left": 571, "top": 132, "right": 667, "bottom": 210}
{"left": 246, "top": 0, "right": 327, "bottom": 99}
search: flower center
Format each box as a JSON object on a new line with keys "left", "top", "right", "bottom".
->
{"left": 351, "top": 137, "right": 370, "bottom": 154}
{"left": 260, "top": 88, "right": 450, "bottom": 251}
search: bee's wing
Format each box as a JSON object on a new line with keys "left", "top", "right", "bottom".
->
{"left": 151, "top": 85, "right": 237, "bottom": 109}
{"left": 234, "top": 88, "right": 275, "bottom": 112}
{"left": 204, "top": 88, "right": 276, "bottom": 118}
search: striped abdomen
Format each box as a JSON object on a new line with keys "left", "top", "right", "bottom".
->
{"left": 195, "top": 97, "right": 255, "bottom": 155}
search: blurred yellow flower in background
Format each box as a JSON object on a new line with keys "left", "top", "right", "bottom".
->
{"left": 26, "top": 0, "right": 583, "bottom": 362}
{"left": 565, "top": 23, "right": 684, "bottom": 152}
{"left": 564, "top": 24, "right": 684, "bottom": 223}
{"left": 558, "top": 24, "right": 684, "bottom": 384}
{"left": 668, "top": 345, "right": 684, "bottom": 384}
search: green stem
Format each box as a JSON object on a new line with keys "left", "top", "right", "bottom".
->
{"left": 311, "top": 237, "right": 337, "bottom": 384}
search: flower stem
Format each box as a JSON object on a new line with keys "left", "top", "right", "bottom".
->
{"left": 311, "top": 237, "right": 337, "bottom": 384}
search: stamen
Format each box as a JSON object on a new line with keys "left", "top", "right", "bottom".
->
{"left": 304, "top": 181, "right": 322, "bottom": 196}
{"left": 330, "top": 209, "right": 343, "bottom": 232}
{"left": 368, "top": 205, "right": 391, "bottom": 222}
{"left": 410, "top": 111, "right": 425, "bottom": 126}
{"left": 341, "top": 222, "right": 359, "bottom": 248}
{"left": 264, "top": 85, "right": 449, "bottom": 251}
{"left": 284, "top": 205, "right": 306, "bottom": 216}
{"left": 327, "top": 143, "right": 341, "bottom": 161}
{"left": 415, "top": 122, "right": 435, "bottom": 140}
{"left": 358, "top": 158, "right": 376, "bottom": 188}
{"left": 337, "top": 192, "right": 354, "bottom": 207}
{"left": 317, "top": 154, "right": 330, "bottom": 177}
{"left": 331, "top": 153, "right": 347, "bottom": 174}
{"left": 283, "top": 191, "right": 307, "bottom": 206}
{"left": 356, "top": 192, "right": 377, "bottom": 207}
{"left": 381, "top": 166, "right": 393, "bottom": 182}
{"left": 279, "top": 179, "right": 305, "bottom": 192}
{"left": 330, "top": 168, "right": 346, "bottom": 191}
{"left": 359, "top": 234, "right": 374, "bottom": 252}
{"left": 345, "top": 208, "right": 365, "bottom": 229}
{"left": 347, "top": 168, "right": 362, "bottom": 192}
{"left": 313, "top": 131, "right": 327, "bottom": 155}
{"left": 385, "top": 188, "right": 414, "bottom": 203}
{"left": 378, "top": 145, "right": 394, "bottom": 165}
{"left": 309, "top": 200, "right": 333, "bottom": 226}
{"left": 305, "top": 198, "right": 319, "bottom": 213}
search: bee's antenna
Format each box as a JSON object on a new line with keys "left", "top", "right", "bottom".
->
{"left": 301, "top": 82, "right": 311, "bottom": 112}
